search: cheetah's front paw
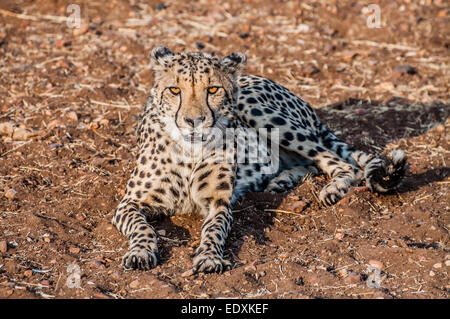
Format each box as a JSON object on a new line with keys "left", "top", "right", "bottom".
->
{"left": 122, "top": 247, "right": 159, "bottom": 271}
{"left": 319, "top": 184, "right": 347, "bottom": 206}
{"left": 192, "top": 251, "right": 231, "bottom": 274}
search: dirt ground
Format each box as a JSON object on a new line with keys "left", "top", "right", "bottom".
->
{"left": 0, "top": 0, "right": 449, "bottom": 299}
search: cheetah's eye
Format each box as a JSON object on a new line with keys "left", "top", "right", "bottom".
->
{"left": 169, "top": 87, "right": 181, "bottom": 95}
{"left": 207, "top": 86, "right": 220, "bottom": 94}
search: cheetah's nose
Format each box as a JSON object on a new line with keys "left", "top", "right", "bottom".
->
{"left": 184, "top": 116, "right": 206, "bottom": 127}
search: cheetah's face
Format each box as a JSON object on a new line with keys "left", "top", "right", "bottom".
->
{"left": 149, "top": 46, "right": 246, "bottom": 143}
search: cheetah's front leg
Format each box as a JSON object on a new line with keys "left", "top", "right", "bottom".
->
{"left": 191, "top": 164, "right": 235, "bottom": 273}
{"left": 112, "top": 199, "right": 160, "bottom": 270}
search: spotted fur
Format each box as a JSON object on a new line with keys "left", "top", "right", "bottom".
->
{"left": 112, "top": 46, "right": 407, "bottom": 273}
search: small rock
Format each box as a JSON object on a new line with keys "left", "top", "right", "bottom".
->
{"left": 157, "top": 229, "right": 166, "bottom": 236}
{"left": 155, "top": 2, "right": 168, "bottom": 11}
{"left": 445, "top": 260, "right": 450, "bottom": 267}
{"left": 72, "top": 23, "right": 89, "bottom": 36}
{"left": 0, "top": 122, "right": 15, "bottom": 136}
{"left": 334, "top": 232, "right": 345, "bottom": 240}
{"left": 12, "top": 128, "right": 30, "bottom": 141}
{"left": 48, "top": 119, "right": 62, "bottom": 130}
{"left": 338, "top": 269, "right": 348, "bottom": 278}
{"left": 24, "top": 270, "right": 33, "bottom": 278}
{"left": 195, "top": 41, "right": 205, "bottom": 49}
{"left": 354, "top": 108, "right": 368, "bottom": 116}
{"left": 437, "top": 9, "right": 447, "bottom": 18}
{"left": 88, "top": 122, "right": 99, "bottom": 130}
{"left": 375, "top": 82, "right": 395, "bottom": 91}
{"left": 244, "top": 261, "right": 257, "bottom": 272}
{"left": 394, "top": 64, "right": 418, "bottom": 75}
{"left": 66, "top": 111, "right": 78, "bottom": 121}
{"left": 278, "top": 253, "right": 289, "bottom": 259}
{"left": 4, "top": 188, "right": 17, "bottom": 199}
{"left": 368, "top": 259, "right": 384, "bottom": 270}
{"left": 181, "top": 269, "right": 194, "bottom": 278}
{"left": 0, "top": 241, "right": 7, "bottom": 253}
{"left": 435, "top": 124, "right": 445, "bottom": 133}
{"left": 295, "top": 276, "right": 304, "bottom": 286}
{"left": 111, "top": 272, "right": 120, "bottom": 280}
{"left": 354, "top": 186, "right": 369, "bottom": 192}
{"left": 56, "top": 60, "right": 71, "bottom": 69}
{"left": 303, "top": 63, "right": 320, "bottom": 76}
{"left": 87, "top": 260, "right": 105, "bottom": 269}
{"left": 285, "top": 200, "right": 308, "bottom": 213}
{"left": 93, "top": 292, "right": 112, "bottom": 299}
{"left": 429, "top": 270, "right": 435, "bottom": 277}
{"left": 129, "top": 280, "right": 140, "bottom": 289}
{"left": 69, "top": 247, "right": 80, "bottom": 254}
{"left": 343, "top": 273, "right": 361, "bottom": 284}
{"left": 341, "top": 50, "right": 358, "bottom": 62}
{"left": 433, "top": 262, "right": 442, "bottom": 269}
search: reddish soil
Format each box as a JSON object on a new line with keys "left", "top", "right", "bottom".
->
{"left": 0, "top": 0, "right": 448, "bottom": 299}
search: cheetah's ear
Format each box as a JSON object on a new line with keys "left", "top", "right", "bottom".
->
{"left": 150, "top": 45, "right": 174, "bottom": 69}
{"left": 221, "top": 52, "right": 247, "bottom": 76}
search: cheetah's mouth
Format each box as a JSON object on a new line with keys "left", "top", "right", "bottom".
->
{"left": 183, "top": 132, "right": 207, "bottom": 143}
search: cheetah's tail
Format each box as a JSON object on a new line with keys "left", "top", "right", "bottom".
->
{"left": 352, "top": 149, "right": 407, "bottom": 193}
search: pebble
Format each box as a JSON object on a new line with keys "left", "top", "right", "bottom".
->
{"left": 445, "top": 260, "right": 450, "bottom": 267}
{"left": 66, "top": 111, "right": 78, "bottom": 121}
{"left": 368, "top": 259, "right": 384, "bottom": 270}
{"left": 0, "top": 241, "right": 7, "bottom": 253}
{"left": 303, "top": 63, "right": 320, "bottom": 76}
{"left": 394, "top": 64, "right": 418, "bottom": 75}
{"left": 181, "top": 269, "right": 194, "bottom": 278}
{"left": 73, "top": 23, "right": 89, "bottom": 36}
{"left": 343, "top": 273, "right": 361, "bottom": 284}
{"left": 435, "top": 124, "right": 445, "bottom": 133}
{"left": 48, "top": 119, "right": 62, "bottom": 130}
{"left": 157, "top": 229, "right": 166, "bottom": 236}
{"left": 354, "top": 186, "right": 369, "bottom": 192}
{"left": 0, "top": 122, "right": 15, "bottom": 136}
{"left": 433, "top": 262, "right": 442, "bottom": 269}
{"left": 338, "top": 269, "right": 348, "bottom": 277}
{"left": 429, "top": 270, "right": 435, "bottom": 277}
{"left": 341, "top": 50, "right": 358, "bottom": 62}
{"left": 87, "top": 260, "right": 105, "bottom": 269}
{"left": 129, "top": 280, "right": 140, "bottom": 289}
{"left": 111, "top": 272, "right": 120, "bottom": 280}
{"left": 24, "top": 270, "right": 33, "bottom": 278}
{"left": 69, "top": 247, "right": 80, "bottom": 254}
{"left": 12, "top": 128, "right": 30, "bottom": 141}
{"left": 99, "top": 119, "right": 109, "bottom": 126}
{"left": 4, "top": 188, "right": 17, "bottom": 199}
{"left": 375, "top": 82, "right": 395, "bottom": 91}
{"left": 334, "top": 232, "right": 345, "bottom": 240}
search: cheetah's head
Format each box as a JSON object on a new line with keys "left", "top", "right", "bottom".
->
{"left": 149, "top": 46, "right": 246, "bottom": 143}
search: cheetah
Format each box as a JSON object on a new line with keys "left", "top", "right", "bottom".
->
{"left": 112, "top": 46, "right": 407, "bottom": 273}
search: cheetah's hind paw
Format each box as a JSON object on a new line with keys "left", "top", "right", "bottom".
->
{"left": 365, "top": 150, "right": 407, "bottom": 193}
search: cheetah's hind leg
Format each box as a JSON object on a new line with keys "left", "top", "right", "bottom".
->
{"left": 265, "top": 165, "right": 318, "bottom": 193}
